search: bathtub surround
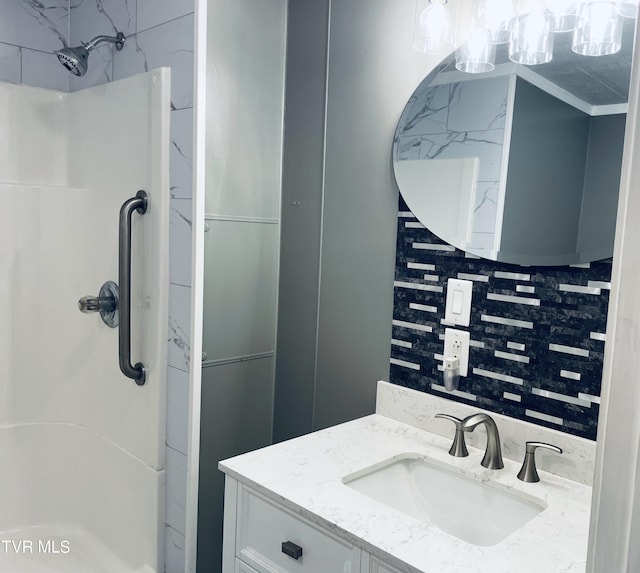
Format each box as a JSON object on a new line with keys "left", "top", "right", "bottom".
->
{"left": 391, "top": 200, "right": 610, "bottom": 441}
{"left": 0, "top": 1, "right": 195, "bottom": 571}
{"left": 0, "top": 71, "right": 170, "bottom": 571}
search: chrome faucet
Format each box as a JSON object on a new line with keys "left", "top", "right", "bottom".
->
{"left": 461, "top": 413, "right": 504, "bottom": 470}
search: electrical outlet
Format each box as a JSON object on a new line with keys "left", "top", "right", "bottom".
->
{"left": 443, "top": 328, "right": 470, "bottom": 377}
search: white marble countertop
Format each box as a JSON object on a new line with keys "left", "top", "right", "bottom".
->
{"left": 219, "top": 414, "right": 592, "bottom": 573}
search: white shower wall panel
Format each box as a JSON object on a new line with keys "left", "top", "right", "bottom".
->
{"left": 0, "top": 70, "right": 170, "bottom": 572}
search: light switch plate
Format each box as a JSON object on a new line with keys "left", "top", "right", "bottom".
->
{"left": 444, "top": 278, "right": 473, "bottom": 327}
{"left": 444, "top": 328, "right": 470, "bottom": 377}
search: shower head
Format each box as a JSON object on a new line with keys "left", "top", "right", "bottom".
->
{"left": 55, "top": 32, "right": 125, "bottom": 77}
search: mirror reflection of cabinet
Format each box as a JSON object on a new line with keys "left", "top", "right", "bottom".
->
{"left": 393, "top": 70, "right": 625, "bottom": 266}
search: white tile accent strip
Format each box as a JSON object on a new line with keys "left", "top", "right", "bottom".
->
{"left": 391, "top": 339, "right": 413, "bottom": 349}
{"left": 487, "top": 293, "right": 541, "bottom": 306}
{"left": 588, "top": 281, "right": 612, "bottom": 290}
{"left": 473, "top": 368, "right": 524, "bottom": 385}
{"left": 430, "top": 383, "right": 477, "bottom": 401}
{"left": 398, "top": 211, "right": 414, "bottom": 218}
{"left": 423, "top": 274, "right": 440, "bottom": 282}
{"left": 590, "top": 332, "right": 607, "bottom": 342}
{"left": 390, "top": 357, "right": 420, "bottom": 371}
{"left": 495, "top": 271, "right": 531, "bottom": 281}
{"left": 464, "top": 252, "right": 481, "bottom": 259}
{"left": 393, "top": 319, "right": 433, "bottom": 333}
{"left": 579, "top": 393, "right": 601, "bottom": 405}
{"left": 526, "top": 409, "right": 564, "bottom": 425}
{"left": 409, "top": 303, "right": 438, "bottom": 313}
{"left": 503, "top": 392, "right": 522, "bottom": 402}
{"left": 413, "top": 242, "right": 456, "bottom": 252}
{"left": 570, "top": 263, "right": 591, "bottom": 269}
{"left": 495, "top": 350, "right": 530, "bottom": 364}
{"left": 532, "top": 388, "right": 591, "bottom": 408}
{"left": 394, "top": 281, "right": 444, "bottom": 293}
{"left": 407, "top": 262, "right": 436, "bottom": 271}
{"left": 469, "top": 340, "right": 486, "bottom": 348}
{"left": 507, "top": 341, "right": 526, "bottom": 351}
{"left": 549, "top": 343, "right": 590, "bottom": 357}
{"left": 405, "top": 221, "right": 426, "bottom": 229}
{"left": 561, "top": 370, "right": 582, "bottom": 381}
{"left": 559, "top": 284, "right": 602, "bottom": 295}
{"left": 458, "top": 273, "right": 489, "bottom": 282}
{"left": 481, "top": 314, "right": 534, "bottom": 329}
{"left": 516, "top": 285, "right": 536, "bottom": 294}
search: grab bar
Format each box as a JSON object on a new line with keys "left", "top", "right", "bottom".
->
{"left": 119, "top": 190, "right": 148, "bottom": 386}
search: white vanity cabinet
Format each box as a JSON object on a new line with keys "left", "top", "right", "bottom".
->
{"left": 222, "top": 477, "right": 405, "bottom": 573}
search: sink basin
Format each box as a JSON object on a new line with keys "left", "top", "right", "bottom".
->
{"left": 343, "top": 454, "right": 545, "bottom": 546}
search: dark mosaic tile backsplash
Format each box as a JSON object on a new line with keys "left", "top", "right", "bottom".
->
{"left": 390, "top": 198, "right": 611, "bottom": 441}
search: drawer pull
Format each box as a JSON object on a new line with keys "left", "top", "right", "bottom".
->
{"left": 281, "top": 540, "right": 303, "bottom": 560}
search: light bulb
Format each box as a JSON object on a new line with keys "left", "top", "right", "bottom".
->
{"left": 456, "top": 29, "right": 497, "bottom": 73}
{"left": 573, "top": 1, "right": 623, "bottom": 56}
{"left": 474, "top": 0, "right": 516, "bottom": 43}
{"left": 545, "top": 0, "right": 578, "bottom": 32}
{"left": 510, "top": 9, "right": 554, "bottom": 65}
{"left": 413, "top": 0, "right": 455, "bottom": 54}
{"left": 419, "top": 3, "right": 454, "bottom": 53}
{"left": 618, "top": 0, "right": 639, "bottom": 18}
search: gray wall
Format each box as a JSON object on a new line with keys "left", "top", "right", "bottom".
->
{"left": 501, "top": 78, "right": 590, "bottom": 261}
{"left": 274, "top": 0, "right": 330, "bottom": 442}
{"left": 275, "top": 0, "right": 445, "bottom": 438}
{"left": 578, "top": 113, "right": 626, "bottom": 258}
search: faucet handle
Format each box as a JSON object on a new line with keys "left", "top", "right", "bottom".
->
{"left": 517, "top": 441, "right": 563, "bottom": 483}
{"left": 435, "top": 414, "right": 469, "bottom": 457}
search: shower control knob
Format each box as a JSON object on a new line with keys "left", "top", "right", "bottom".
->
{"left": 78, "top": 295, "right": 115, "bottom": 313}
{"left": 78, "top": 281, "right": 119, "bottom": 328}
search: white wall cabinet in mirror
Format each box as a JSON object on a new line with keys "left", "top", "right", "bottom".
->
{"left": 393, "top": 23, "right": 634, "bottom": 266}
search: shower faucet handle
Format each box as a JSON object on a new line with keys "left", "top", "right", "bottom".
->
{"left": 77, "top": 281, "right": 119, "bottom": 328}
{"left": 78, "top": 295, "right": 115, "bottom": 313}
{"left": 435, "top": 413, "right": 469, "bottom": 457}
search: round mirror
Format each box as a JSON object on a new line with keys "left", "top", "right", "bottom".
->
{"left": 392, "top": 20, "right": 634, "bottom": 266}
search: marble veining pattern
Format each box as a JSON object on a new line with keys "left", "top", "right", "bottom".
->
{"left": 391, "top": 199, "right": 610, "bottom": 441}
{"left": 220, "top": 413, "right": 592, "bottom": 573}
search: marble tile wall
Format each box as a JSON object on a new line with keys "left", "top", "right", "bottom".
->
{"left": 391, "top": 195, "right": 611, "bottom": 441}
{"left": 0, "top": 0, "right": 71, "bottom": 91}
{"left": 1, "top": 2, "right": 194, "bottom": 571}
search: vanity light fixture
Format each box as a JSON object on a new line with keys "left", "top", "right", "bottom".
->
{"left": 545, "top": 0, "right": 578, "bottom": 32}
{"left": 455, "top": 28, "right": 497, "bottom": 72}
{"left": 573, "top": 1, "right": 624, "bottom": 56}
{"left": 618, "top": 0, "right": 640, "bottom": 18}
{"left": 415, "top": 0, "right": 637, "bottom": 74}
{"left": 473, "top": 0, "right": 517, "bottom": 43}
{"left": 509, "top": 5, "right": 554, "bottom": 65}
{"left": 413, "top": 0, "right": 456, "bottom": 54}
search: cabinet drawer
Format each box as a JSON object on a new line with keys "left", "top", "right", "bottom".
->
{"left": 237, "top": 486, "right": 361, "bottom": 573}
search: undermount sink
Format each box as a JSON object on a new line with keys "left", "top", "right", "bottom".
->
{"left": 343, "top": 453, "right": 546, "bottom": 547}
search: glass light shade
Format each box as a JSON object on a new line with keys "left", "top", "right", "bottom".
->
{"left": 573, "top": 1, "right": 623, "bottom": 56}
{"left": 545, "top": 0, "right": 579, "bottom": 32}
{"left": 456, "top": 29, "right": 497, "bottom": 73}
{"left": 473, "top": 0, "right": 516, "bottom": 43}
{"left": 509, "top": 10, "right": 554, "bottom": 65}
{"left": 413, "top": 0, "right": 455, "bottom": 54}
{"left": 618, "top": 0, "right": 639, "bottom": 18}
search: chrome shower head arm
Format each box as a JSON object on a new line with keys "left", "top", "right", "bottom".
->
{"left": 84, "top": 32, "right": 125, "bottom": 52}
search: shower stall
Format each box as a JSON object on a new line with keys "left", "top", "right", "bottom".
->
{"left": 0, "top": 69, "right": 170, "bottom": 572}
